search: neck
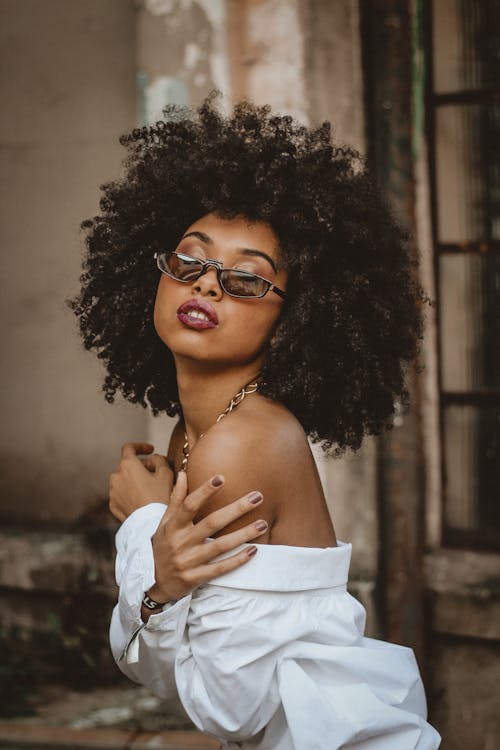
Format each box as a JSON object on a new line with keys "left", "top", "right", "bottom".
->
{"left": 174, "top": 356, "right": 262, "bottom": 444}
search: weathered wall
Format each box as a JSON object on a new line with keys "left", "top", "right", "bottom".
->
{"left": 0, "top": 0, "right": 147, "bottom": 524}
{"left": 137, "top": 0, "right": 230, "bottom": 119}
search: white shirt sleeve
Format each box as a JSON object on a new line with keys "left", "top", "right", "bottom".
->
{"left": 108, "top": 503, "right": 277, "bottom": 736}
{"left": 109, "top": 507, "right": 441, "bottom": 749}
{"left": 109, "top": 503, "right": 191, "bottom": 696}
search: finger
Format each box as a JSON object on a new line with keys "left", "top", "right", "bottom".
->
{"left": 191, "top": 545, "right": 258, "bottom": 584}
{"left": 171, "top": 470, "right": 188, "bottom": 505}
{"left": 171, "top": 474, "right": 225, "bottom": 527}
{"left": 191, "top": 490, "right": 263, "bottom": 543}
{"left": 160, "top": 470, "right": 188, "bottom": 523}
{"left": 121, "top": 442, "right": 154, "bottom": 460}
{"left": 185, "top": 519, "right": 268, "bottom": 567}
{"left": 150, "top": 453, "right": 168, "bottom": 467}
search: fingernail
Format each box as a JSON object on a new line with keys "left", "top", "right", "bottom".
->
{"left": 255, "top": 520, "right": 268, "bottom": 532}
{"left": 248, "top": 491, "right": 262, "bottom": 504}
{"left": 247, "top": 546, "right": 258, "bottom": 557}
{"left": 211, "top": 475, "right": 224, "bottom": 487}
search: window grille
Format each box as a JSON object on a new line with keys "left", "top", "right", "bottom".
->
{"left": 429, "top": 0, "right": 500, "bottom": 549}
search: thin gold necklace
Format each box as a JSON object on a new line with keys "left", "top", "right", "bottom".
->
{"left": 180, "top": 378, "right": 260, "bottom": 472}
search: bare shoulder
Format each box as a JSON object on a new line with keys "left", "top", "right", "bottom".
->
{"left": 189, "top": 395, "right": 308, "bottom": 486}
{"left": 187, "top": 396, "right": 324, "bottom": 541}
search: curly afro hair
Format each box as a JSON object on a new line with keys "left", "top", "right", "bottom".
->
{"left": 68, "top": 92, "right": 429, "bottom": 457}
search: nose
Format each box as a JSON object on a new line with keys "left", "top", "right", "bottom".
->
{"left": 191, "top": 263, "right": 223, "bottom": 299}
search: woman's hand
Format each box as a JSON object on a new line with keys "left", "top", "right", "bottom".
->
{"left": 147, "top": 471, "right": 267, "bottom": 604}
{"left": 109, "top": 442, "right": 174, "bottom": 522}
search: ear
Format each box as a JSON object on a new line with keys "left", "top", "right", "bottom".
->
{"left": 268, "top": 318, "right": 284, "bottom": 349}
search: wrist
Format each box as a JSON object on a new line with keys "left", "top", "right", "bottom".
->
{"left": 142, "top": 590, "right": 175, "bottom": 610}
{"left": 146, "top": 581, "right": 175, "bottom": 603}
{"left": 140, "top": 590, "right": 177, "bottom": 623}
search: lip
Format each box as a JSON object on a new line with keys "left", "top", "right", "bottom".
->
{"left": 176, "top": 298, "right": 219, "bottom": 329}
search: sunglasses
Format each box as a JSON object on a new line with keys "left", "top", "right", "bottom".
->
{"left": 154, "top": 251, "right": 286, "bottom": 299}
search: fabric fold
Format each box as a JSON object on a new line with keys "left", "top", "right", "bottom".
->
{"left": 109, "top": 502, "right": 441, "bottom": 750}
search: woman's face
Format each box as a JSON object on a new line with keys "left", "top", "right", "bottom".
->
{"left": 153, "top": 213, "right": 288, "bottom": 368}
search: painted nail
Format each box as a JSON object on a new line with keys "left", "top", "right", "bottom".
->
{"left": 255, "top": 520, "right": 268, "bottom": 532}
{"left": 248, "top": 491, "right": 262, "bottom": 504}
{"left": 211, "top": 475, "right": 224, "bottom": 487}
{"left": 247, "top": 546, "right": 258, "bottom": 557}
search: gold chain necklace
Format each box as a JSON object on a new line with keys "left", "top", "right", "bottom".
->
{"left": 180, "top": 379, "right": 260, "bottom": 472}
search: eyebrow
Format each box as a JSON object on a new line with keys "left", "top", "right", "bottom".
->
{"left": 181, "top": 230, "right": 278, "bottom": 274}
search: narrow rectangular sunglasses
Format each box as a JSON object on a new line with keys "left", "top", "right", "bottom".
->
{"left": 154, "top": 251, "right": 286, "bottom": 299}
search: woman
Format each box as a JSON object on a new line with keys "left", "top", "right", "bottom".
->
{"left": 69, "top": 94, "right": 441, "bottom": 749}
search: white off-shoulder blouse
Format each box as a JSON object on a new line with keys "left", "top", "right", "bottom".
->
{"left": 109, "top": 503, "right": 441, "bottom": 750}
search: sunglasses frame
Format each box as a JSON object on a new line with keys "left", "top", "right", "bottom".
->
{"left": 154, "top": 251, "right": 286, "bottom": 300}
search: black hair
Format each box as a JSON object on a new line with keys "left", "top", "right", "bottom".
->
{"left": 68, "top": 92, "right": 430, "bottom": 456}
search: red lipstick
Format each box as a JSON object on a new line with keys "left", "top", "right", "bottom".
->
{"left": 177, "top": 298, "right": 219, "bottom": 330}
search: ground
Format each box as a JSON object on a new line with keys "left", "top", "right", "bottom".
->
{"left": 0, "top": 683, "right": 218, "bottom": 749}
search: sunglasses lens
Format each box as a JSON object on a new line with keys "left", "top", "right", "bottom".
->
{"left": 156, "top": 253, "right": 272, "bottom": 297}
{"left": 221, "top": 270, "right": 269, "bottom": 297}
{"left": 161, "top": 252, "right": 203, "bottom": 281}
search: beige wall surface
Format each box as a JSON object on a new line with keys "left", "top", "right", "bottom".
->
{"left": 0, "top": 0, "right": 147, "bottom": 523}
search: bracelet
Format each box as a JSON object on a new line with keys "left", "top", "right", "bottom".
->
{"left": 142, "top": 591, "right": 172, "bottom": 610}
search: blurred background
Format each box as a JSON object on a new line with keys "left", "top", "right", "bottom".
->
{"left": 0, "top": 1, "right": 499, "bottom": 748}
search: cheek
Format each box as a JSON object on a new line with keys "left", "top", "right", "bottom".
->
{"left": 229, "top": 302, "right": 282, "bottom": 352}
{"left": 153, "top": 277, "right": 177, "bottom": 339}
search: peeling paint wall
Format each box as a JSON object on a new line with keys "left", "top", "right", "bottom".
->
{"left": 228, "top": 0, "right": 308, "bottom": 120}
{"left": 137, "top": 0, "right": 230, "bottom": 124}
